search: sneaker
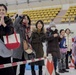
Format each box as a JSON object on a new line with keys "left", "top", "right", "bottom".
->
{"left": 56, "top": 72, "right": 60, "bottom": 75}
{"left": 75, "top": 64, "right": 76, "bottom": 69}
{"left": 63, "top": 69, "right": 69, "bottom": 72}
{"left": 66, "top": 67, "right": 69, "bottom": 69}
{"left": 75, "top": 66, "right": 76, "bottom": 69}
{"left": 59, "top": 69, "right": 64, "bottom": 73}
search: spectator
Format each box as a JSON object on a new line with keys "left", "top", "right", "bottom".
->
{"left": 0, "top": 4, "right": 15, "bottom": 75}
{"left": 46, "top": 22, "right": 62, "bottom": 75}
{"left": 65, "top": 28, "right": 72, "bottom": 69}
{"left": 58, "top": 29, "right": 69, "bottom": 73}
{"left": 12, "top": 14, "right": 31, "bottom": 75}
{"left": 31, "top": 20, "right": 46, "bottom": 75}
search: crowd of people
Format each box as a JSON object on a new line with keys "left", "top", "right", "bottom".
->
{"left": 0, "top": 4, "right": 76, "bottom": 75}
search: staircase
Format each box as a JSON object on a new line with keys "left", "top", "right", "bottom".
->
{"left": 54, "top": 10, "right": 67, "bottom": 24}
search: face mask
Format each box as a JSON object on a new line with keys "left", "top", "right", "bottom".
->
{"left": 51, "top": 27, "right": 56, "bottom": 31}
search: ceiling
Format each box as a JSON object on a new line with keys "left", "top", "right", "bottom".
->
{"left": 0, "top": 0, "right": 76, "bottom": 6}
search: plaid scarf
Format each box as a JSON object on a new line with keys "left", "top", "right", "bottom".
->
{"left": 25, "top": 27, "right": 30, "bottom": 43}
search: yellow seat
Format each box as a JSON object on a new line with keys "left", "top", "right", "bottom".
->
{"left": 65, "top": 13, "right": 69, "bottom": 16}
{"left": 51, "top": 17, "right": 54, "bottom": 20}
{"left": 32, "top": 22, "right": 36, "bottom": 25}
{"left": 61, "top": 18, "right": 66, "bottom": 22}
{"left": 41, "top": 15, "right": 45, "bottom": 18}
{"left": 52, "top": 12, "right": 54, "bottom": 14}
{"left": 44, "top": 20, "right": 48, "bottom": 24}
{"left": 55, "top": 11, "right": 58, "bottom": 14}
{"left": 48, "top": 14, "right": 52, "bottom": 17}
{"left": 71, "top": 10, "right": 75, "bottom": 13}
{"left": 70, "top": 18, "right": 74, "bottom": 22}
{"left": 74, "top": 12, "right": 76, "bottom": 15}
{"left": 9, "top": 14, "right": 14, "bottom": 17}
{"left": 23, "top": 7, "right": 61, "bottom": 24}
{"left": 67, "top": 11, "right": 70, "bottom": 13}
{"left": 66, "top": 18, "right": 69, "bottom": 22}
{"left": 45, "top": 14, "right": 48, "bottom": 17}
{"left": 53, "top": 14, "right": 56, "bottom": 17}
{"left": 47, "top": 19, "right": 51, "bottom": 23}
{"left": 63, "top": 15, "right": 68, "bottom": 19}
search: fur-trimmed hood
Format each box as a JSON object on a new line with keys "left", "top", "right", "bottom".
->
{"left": 32, "top": 28, "right": 46, "bottom": 33}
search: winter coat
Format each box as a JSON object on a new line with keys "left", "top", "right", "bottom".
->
{"left": 59, "top": 37, "right": 67, "bottom": 53}
{"left": 12, "top": 16, "right": 28, "bottom": 59}
{"left": 31, "top": 29, "right": 46, "bottom": 65}
{"left": 46, "top": 28, "right": 61, "bottom": 59}
{"left": 65, "top": 33, "right": 72, "bottom": 51}
{"left": 0, "top": 16, "right": 14, "bottom": 41}
{"left": 0, "top": 16, "right": 14, "bottom": 57}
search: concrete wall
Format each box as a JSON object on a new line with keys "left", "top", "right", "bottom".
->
{"left": 7, "top": 0, "right": 76, "bottom": 12}
{"left": 43, "top": 23, "right": 76, "bottom": 37}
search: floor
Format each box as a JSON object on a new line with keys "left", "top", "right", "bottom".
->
{"left": 16, "top": 65, "right": 76, "bottom": 75}
{"left": 25, "top": 68, "right": 76, "bottom": 75}
{"left": 17, "top": 43, "right": 76, "bottom": 75}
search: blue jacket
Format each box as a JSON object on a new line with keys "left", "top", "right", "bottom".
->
{"left": 59, "top": 37, "right": 67, "bottom": 48}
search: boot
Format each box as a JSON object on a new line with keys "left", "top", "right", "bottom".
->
{"left": 62, "top": 69, "right": 69, "bottom": 72}
{"left": 55, "top": 72, "right": 60, "bottom": 75}
{"left": 59, "top": 69, "right": 64, "bottom": 73}
{"left": 75, "top": 64, "right": 76, "bottom": 69}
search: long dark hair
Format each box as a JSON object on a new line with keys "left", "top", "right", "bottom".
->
{"left": 65, "top": 28, "right": 71, "bottom": 33}
{"left": 60, "top": 29, "right": 64, "bottom": 33}
{"left": 35, "top": 20, "right": 44, "bottom": 31}
{"left": 20, "top": 14, "right": 31, "bottom": 27}
{"left": 0, "top": 4, "right": 7, "bottom": 11}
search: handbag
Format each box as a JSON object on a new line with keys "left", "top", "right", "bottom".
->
{"left": 60, "top": 48, "right": 67, "bottom": 53}
{"left": 3, "top": 32, "right": 20, "bottom": 50}
{"left": 23, "top": 40, "right": 36, "bottom": 59}
{"left": 23, "top": 40, "right": 33, "bottom": 54}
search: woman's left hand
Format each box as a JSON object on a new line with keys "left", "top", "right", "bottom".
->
{"left": 1, "top": 16, "right": 6, "bottom": 27}
{"left": 60, "top": 35, "right": 63, "bottom": 38}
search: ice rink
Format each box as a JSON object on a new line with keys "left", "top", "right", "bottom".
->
{"left": 16, "top": 43, "right": 76, "bottom": 75}
{"left": 16, "top": 65, "right": 76, "bottom": 75}
{"left": 25, "top": 69, "right": 76, "bottom": 75}
{"left": 25, "top": 68, "right": 76, "bottom": 75}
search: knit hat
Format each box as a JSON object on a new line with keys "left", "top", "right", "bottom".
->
{"left": 49, "top": 21, "right": 56, "bottom": 27}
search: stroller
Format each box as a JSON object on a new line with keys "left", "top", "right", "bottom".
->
{"left": 72, "top": 36, "right": 76, "bottom": 69}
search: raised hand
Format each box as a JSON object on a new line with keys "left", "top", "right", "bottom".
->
{"left": 53, "top": 33, "right": 58, "bottom": 37}
{"left": 1, "top": 16, "right": 6, "bottom": 27}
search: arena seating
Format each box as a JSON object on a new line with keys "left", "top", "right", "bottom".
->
{"left": 61, "top": 6, "right": 76, "bottom": 23}
{"left": 7, "top": 12, "right": 17, "bottom": 17}
{"left": 7, "top": 6, "right": 76, "bottom": 24}
{"left": 22, "top": 7, "right": 61, "bottom": 25}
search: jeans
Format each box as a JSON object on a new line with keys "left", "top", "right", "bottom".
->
{"left": 58, "top": 53, "right": 66, "bottom": 70}
{"left": 31, "top": 65, "right": 42, "bottom": 75}
{"left": 52, "top": 56, "right": 58, "bottom": 71}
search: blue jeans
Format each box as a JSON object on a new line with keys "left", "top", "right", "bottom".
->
{"left": 52, "top": 56, "right": 58, "bottom": 71}
{"left": 58, "top": 53, "right": 66, "bottom": 70}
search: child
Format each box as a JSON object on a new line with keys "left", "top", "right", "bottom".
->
{"left": 58, "top": 29, "right": 69, "bottom": 73}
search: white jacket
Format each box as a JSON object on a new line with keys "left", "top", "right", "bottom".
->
{"left": 65, "top": 33, "right": 72, "bottom": 51}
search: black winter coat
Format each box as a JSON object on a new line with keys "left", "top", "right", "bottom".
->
{"left": 31, "top": 29, "right": 46, "bottom": 65}
{"left": 0, "top": 16, "right": 14, "bottom": 41}
{"left": 46, "top": 28, "right": 61, "bottom": 59}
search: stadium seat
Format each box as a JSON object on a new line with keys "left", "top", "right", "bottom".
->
{"left": 22, "top": 7, "right": 61, "bottom": 24}
{"left": 61, "top": 5, "right": 76, "bottom": 23}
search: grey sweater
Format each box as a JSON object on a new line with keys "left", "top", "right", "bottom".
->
{"left": 12, "top": 16, "right": 28, "bottom": 59}
{"left": 0, "top": 39, "right": 13, "bottom": 57}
